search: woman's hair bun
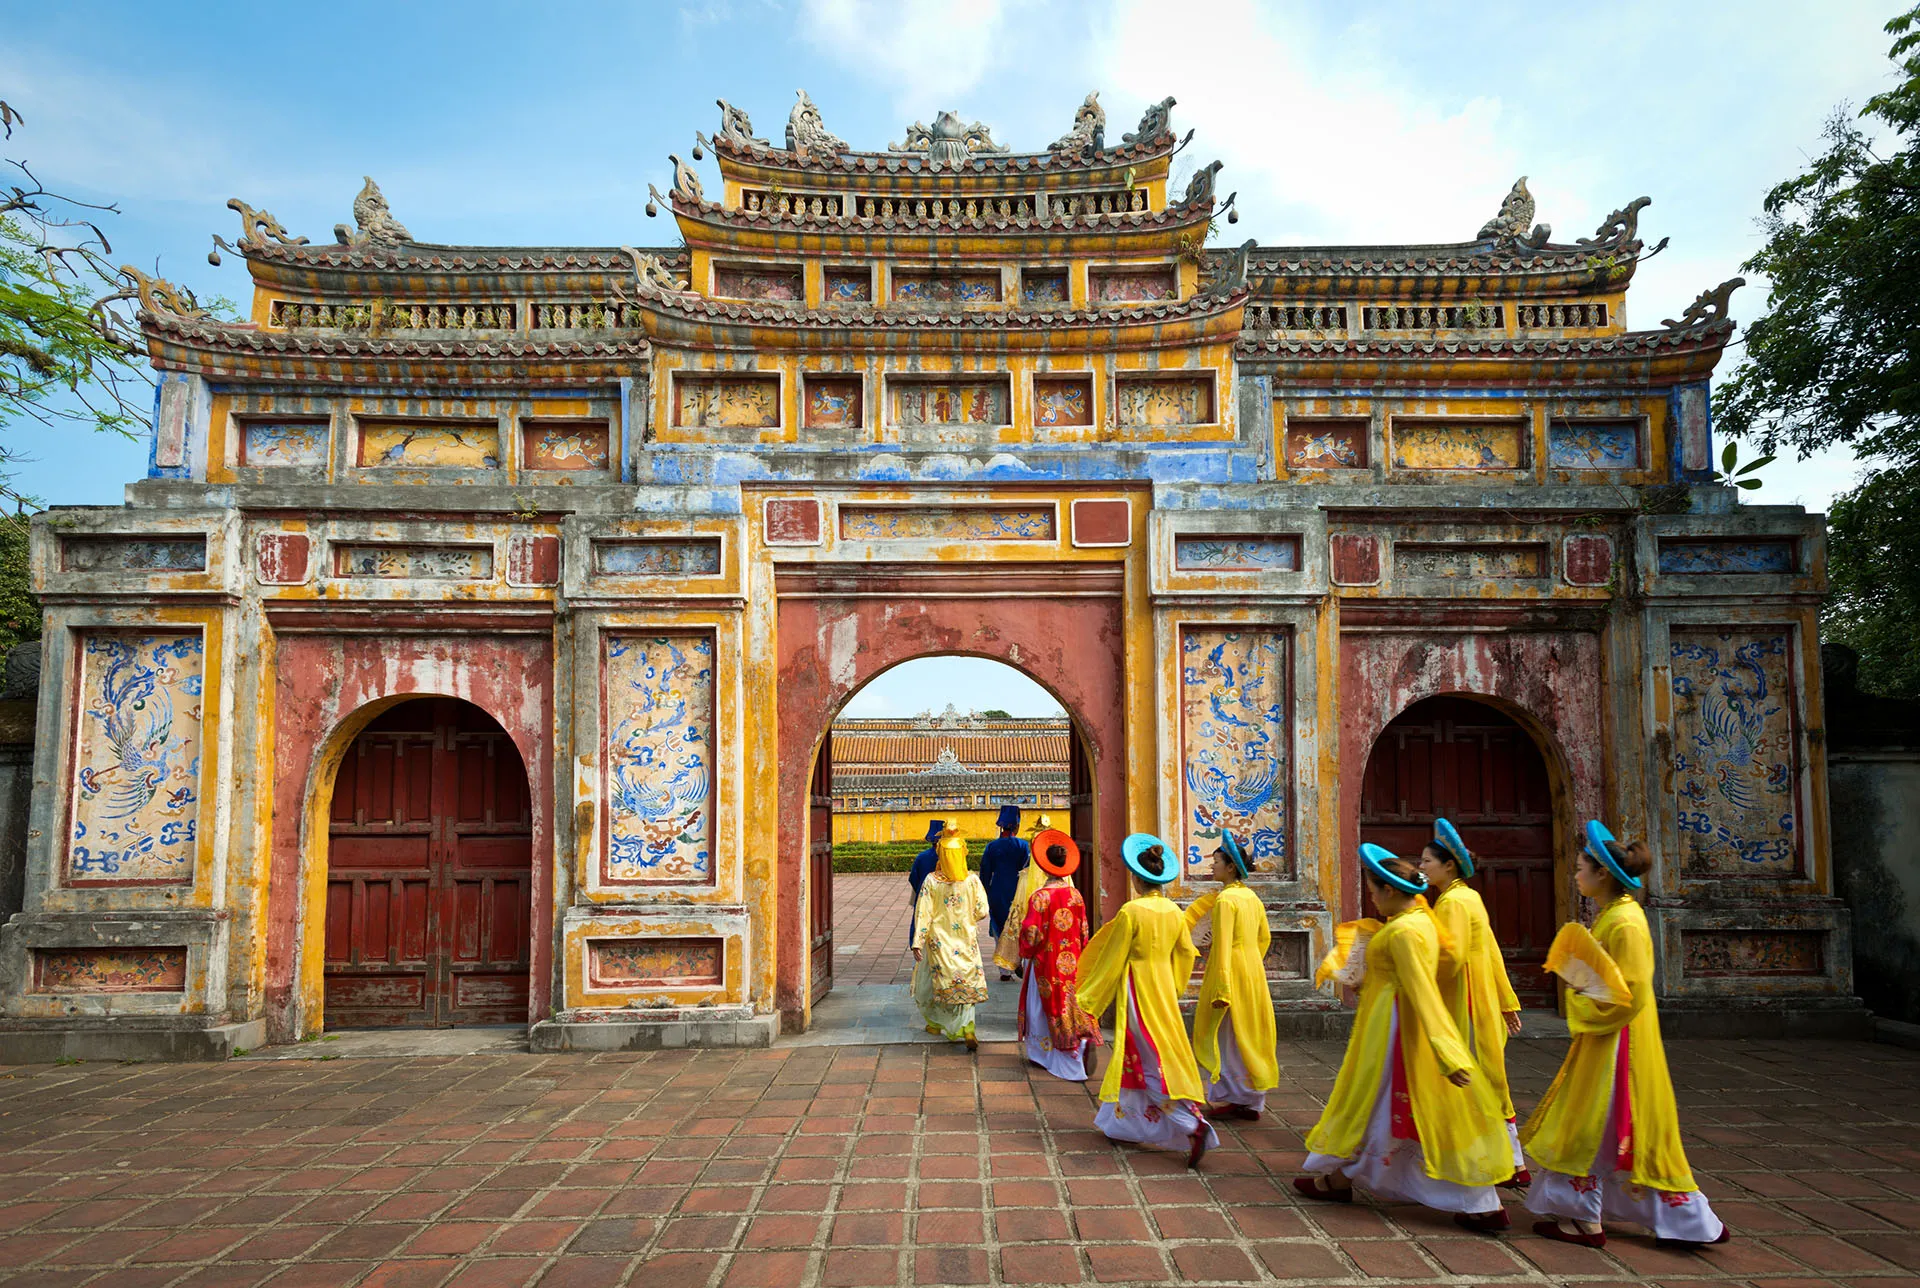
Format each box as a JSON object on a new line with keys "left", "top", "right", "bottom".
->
{"left": 1606, "top": 839, "right": 1654, "bottom": 880}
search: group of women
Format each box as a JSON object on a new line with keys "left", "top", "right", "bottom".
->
{"left": 906, "top": 807, "right": 1729, "bottom": 1249}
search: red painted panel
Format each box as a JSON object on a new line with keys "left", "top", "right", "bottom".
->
{"left": 507, "top": 534, "right": 562, "bottom": 586}
{"left": 1070, "top": 499, "right": 1131, "bottom": 547}
{"left": 257, "top": 532, "right": 310, "bottom": 585}
{"left": 1564, "top": 534, "right": 1613, "bottom": 586}
{"left": 766, "top": 497, "right": 823, "bottom": 545}
{"left": 1330, "top": 534, "right": 1381, "bottom": 585}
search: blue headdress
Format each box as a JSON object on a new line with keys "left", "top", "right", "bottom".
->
{"left": 1122, "top": 832, "right": 1179, "bottom": 886}
{"left": 923, "top": 818, "right": 947, "bottom": 843}
{"left": 1359, "top": 842, "right": 1429, "bottom": 896}
{"left": 1431, "top": 818, "right": 1475, "bottom": 878}
{"left": 1583, "top": 820, "right": 1643, "bottom": 890}
{"left": 996, "top": 804, "right": 1022, "bottom": 832}
{"left": 1217, "top": 831, "right": 1251, "bottom": 880}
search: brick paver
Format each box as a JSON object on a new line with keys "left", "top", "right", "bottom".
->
{"left": 0, "top": 1036, "right": 1914, "bottom": 1285}
{"left": 833, "top": 873, "right": 999, "bottom": 987}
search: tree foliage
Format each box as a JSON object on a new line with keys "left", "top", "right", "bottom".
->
{"left": 1716, "top": 7, "right": 1920, "bottom": 696}
{"left": 0, "top": 513, "right": 35, "bottom": 653}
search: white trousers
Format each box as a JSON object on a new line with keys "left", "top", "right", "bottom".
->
{"left": 1205, "top": 1012, "right": 1267, "bottom": 1112}
{"left": 1021, "top": 970, "right": 1088, "bottom": 1081}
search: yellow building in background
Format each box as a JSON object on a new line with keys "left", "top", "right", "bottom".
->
{"left": 829, "top": 709, "right": 1071, "bottom": 844}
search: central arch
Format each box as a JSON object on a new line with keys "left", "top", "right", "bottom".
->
{"left": 774, "top": 563, "right": 1128, "bottom": 1030}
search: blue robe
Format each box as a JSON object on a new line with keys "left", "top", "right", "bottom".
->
{"left": 979, "top": 835, "right": 1030, "bottom": 938}
{"left": 907, "top": 846, "right": 937, "bottom": 943}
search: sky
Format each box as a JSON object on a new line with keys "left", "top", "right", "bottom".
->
{"left": 0, "top": 0, "right": 1903, "bottom": 713}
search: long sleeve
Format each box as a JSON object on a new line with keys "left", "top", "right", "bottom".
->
{"left": 968, "top": 874, "right": 991, "bottom": 924}
{"left": 1182, "top": 890, "right": 1220, "bottom": 934}
{"left": 1388, "top": 921, "right": 1474, "bottom": 1077}
{"left": 1564, "top": 908, "right": 1649, "bottom": 1036}
{"left": 1075, "top": 906, "right": 1135, "bottom": 1018}
{"left": 912, "top": 883, "right": 936, "bottom": 951}
{"left": 1253, "top": 898, "right": 1271, "bottom": 957}
{"left": 1171, "top": 917, "right": 1199, "bottom": 999}
{"left": 1491, "top": 941, "right": 1522, "bottom": 1014}
{"left": 1430, "top": 891, "right": 1471, "bottom": 975}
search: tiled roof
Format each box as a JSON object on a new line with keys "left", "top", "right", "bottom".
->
{"left": 832, "top": 734, "right": 1072, "bottom": 767}
{"left": 670, "top": 195, "right": 1211, "bottom": 237}
{"left": 141, "top": 310, "right": 650, "bottom": 360}
{"left": 1235, "top": 319, "right": 1730, "bottom": 360}
{"left": 627, "top": 281, "right": 1245, "bottom": 331}
{"left": 243, "top": 243, "right": 687, "bottom": 273}
{"left": 708, "top": 133, "right": 1174, "bottom": 174}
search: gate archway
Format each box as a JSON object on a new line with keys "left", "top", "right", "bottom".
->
{"left": 1358, "top": 695, "right": 1560, "bottom": 1006}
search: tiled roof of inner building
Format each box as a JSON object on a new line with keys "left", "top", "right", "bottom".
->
{"left": 626, "top": 283, "right": 1245, "bottom": 329}
{"left": 669, "top": 196, "right": 1211, "bottom": 236}
{"left": 139, "top": 309, "right": 650, "bottom": 359}
{"left": 708, "top": 133, "right": 1174, "bottom": 173}
{"left": 241, "top": 243, "right": 689, "bottom": 273}
{"left": 831, "top": 734, "right": 1073, "bottom": 766}
{"left": 1234, "top": 319, "right": 1732, "bottom": 359}
{"left": 1226, "top": 240, "right": 1642, "bottom": 277}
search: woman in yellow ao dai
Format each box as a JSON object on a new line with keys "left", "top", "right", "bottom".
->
{"left": 911, "top": 830, "right": 990, "bottom": 1051}
{"left": 1418, "top": 818, "right": 1528, "bottom": 1182}
{"left": 1076, "top": 833, "right": 1219, "bottom": 1168}
{"left": 1183, "top": 831, "right": 1277, "bottom": 1120}
{"left": 1298, "top": 845, "right": 1514, "bottom": 1231}
{"left": 1523, "top": 822, "right": 1728, "bottom": 1249}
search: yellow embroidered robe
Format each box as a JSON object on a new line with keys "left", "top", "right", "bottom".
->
{"left": 1304, "top": 906, "right": 1515, "bottom": 1187}
{"left": 1076, "top": 894, "right": 1205, "bottom": 1105}
{"left": 1431, "top": 880, "right": 1522, "bottom": 1119}
{"left": 1184, "top": 883, "right": 1278, "bottom": 1091}
{"left": 993, "top": 861, "right": 1050, "bottom": 972}
{"left": 1522, "top": 895, "right": 1699, "bottom": 1192}
{"left": 912, "top": 873, "right": 990, "bottom": 1006}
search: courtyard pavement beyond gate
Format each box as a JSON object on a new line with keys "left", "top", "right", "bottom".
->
{"left": 0, "top": 877, "right": 1916, "bottom": 1286}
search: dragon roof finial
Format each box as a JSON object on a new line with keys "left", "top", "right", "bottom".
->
{"left": 786, "top": 90, "right": 847, "bottom": 163}
{"left": 1048, "top": 91, "right": 1106, "bottom": 154}
{"left": 333, "top": 177, "right": 412, "bottom": 247}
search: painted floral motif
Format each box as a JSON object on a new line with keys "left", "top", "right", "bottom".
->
{"left": 605, "top": 635, "right": 714, "bottom": 884}
{"left": 241, "top": 420, "right": 329, "bottom": 467}
{"left": 1670, "top": 628, "right": 1798, "bottom": 875}
{"left": 336, "top": 545, "right": 494, "bottom": 579}
{"left": 1392, "top": 420, "right": 1524, "bottom": 470}
{"left": 675, "top": 378, "right": 780, "bottom": 430}
{"left": 1658, "top": 540, "right": 1796, "bottom": 575}
{"left": 892, "top": 273, "right": 999, "bottom": 304}
{"left": 525, "top": 424, "right": 610, "bottom": 471}
{"left": 892, "top": 382, "right": 1008, "bottom": 428}
{"left": 1090, "top": 267, "right": 1177, "bottom": 302}
{"left": 840, "top": 506, "right": 1055, "bottom": 541}
{"left": 824, "top": 271, "right": 872, "bottom": 303}
{"left": 1395, "top": 543, "right": 1546, "bottom": 580}
{"left": 359, "top": 421, "right": 502, "bottom": 469}
{"left": 35, "top": 947, "right": 188, "bottom": 992}
{"left": 1022, "top": 272, "right": 1069, "bottom": 305}
{"left": 713, "top": 266, "right": 802, "bottom": 302}
{"left": 593, "top": 540, "right": 722, "bottom": 577}
{"left": 1173, "top": 536, "right": 1300, "bottom": 572}
{"left": 62, "top": 537, "right": 207, "bottom": 573}
{"left": 1181, "top": 629, "right": 1289, "bottom": 877}
{"left": 1115, "top": 377, "right": 1213, "bottom": 428}
{"left": 805, "top": 380, "right": 863, "bottom": 430}
{"left": 1682, "top": 929, "right": 1822, "bottom": 975}
{"left": 69, "top": 633, "right": 203, "bottom": 882}
{"left": 1549, "top": 418, "right": 1641, "bottom": 469}
{"left": 588, "top": 936, "right": 723, "bottom": 988}
{"left": 1286, "top": 424, "right": 1366, "bottom": 469}
{"left": 1033, "top": 380, "right": 1090, "bottom": 427}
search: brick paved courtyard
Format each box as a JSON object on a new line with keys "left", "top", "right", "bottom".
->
{"left": 0, "top": 1032, "right": 1916, "bottom": 1287}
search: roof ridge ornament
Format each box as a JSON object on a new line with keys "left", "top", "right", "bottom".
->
{"left": 1201, "top": 238, "right": 1258, "bottom": 300}
{"left": 617, "top": 245, "right": 689, "bottom": 295}
{"left": 669, "top": 154, "right": 704, "bottom": 204}
{"left": 714, "top": 98, "right": 766, "bottom": 148}
{"left": 1048, "top": 91, "right": 1106, "bottom": 155}
{"left": 1178, "top": 160, "right": 1224, "bottom": 209}
{"left": 1476, "top": 177, "right": 1551, "bottom": 250}
{"left": 1662, "top": 277, "right": 1744, "bottom": 329}
{"left": 118, "top": 266, "right": 209, "bottom": 319}
{"left": 889, "top": 110, "right": 1009, "bottom": 165}
{"left": 1124, "top": 96, "right": 1176, "bottom": 147}
{"left": 1576, "top": 196, "right": 1651, "bottom": 249}
{"left": 786, "top": 89, "right": 847, "bottom": 163}
{"left": 333, "top": 177, "right": 412, "bottom": 247}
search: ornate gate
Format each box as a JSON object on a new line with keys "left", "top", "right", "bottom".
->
{"left": 324, "top": 700, "right": 534, "bottom": 1027}
{"left": 808, "top": 742, "right": 834, "bottom": 1007}
{"left": 1358, "top": 696, "right": 1558, "bottom": 1006}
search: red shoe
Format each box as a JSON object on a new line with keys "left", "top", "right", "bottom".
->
{"left": 1208, "top": 1104, "right": 1261, "bottom": 1122}
{"left": 1533, "top": 1219, "right": 1606, "bottom": 1248}
{"left": 1186, "top": 1123, "right": 1211, "bottom": 1170}
{"left": 1500, "top": 1167, "right": 1533, "bottom": 1189}
{"left": 1292, "top": 1175, "right": 1352, "bottom": 1203}
{"left": 1455, "top": 1208, "right": 1510, "bottom": 1235}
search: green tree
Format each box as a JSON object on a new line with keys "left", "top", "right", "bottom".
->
{"left": 1716, "top": 6, "right": 1920, "bottom": 695}
{"left": 977, "top": 709, "right": 1012, "bottom": 719}
{"left": 0, "top": 513, "right": 34, "bottom": 652}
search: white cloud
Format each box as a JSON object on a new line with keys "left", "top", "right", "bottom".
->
{"left": 797, "top": 0, "right": 1019, "bottom": 111}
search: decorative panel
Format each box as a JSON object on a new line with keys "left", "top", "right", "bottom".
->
{"left": 506, "top": 534, "right": 561, "bottom": 586}
{"left": 803, "top": 378, "right": 864, "bottom": 430}
{"left": 673, "top": 376, "right": 780, "bottom": 430}
{"left": 334, "top": 545, "right": 494, "bottom": 579}
{"left": 1180, "top": 629, "right": 1290, "bottom": 879}
{"left": 1549, "top": 418, "right": 1642, "bottom": 469}
{"left": 764, "top": 498, "right": 823, "bottom": 546}
{"left": 1033, "top": 377, "right": 1092, "bottom": 427}
{"left": 587, "top": 937, "right": 724, "bottom": 989}
{"left": 239, "top": 418, "right": 330, "bottom": 467}
{"left": 33, "top": 948, "right": 188, "bottom": 992}
{"left": 592, "top": 539, "right": 723, "bottom": 577}
{"left": 712, "top": 264, "right": 803, "bottom": 301}
{"left": 1391, "top": 418, "right": 1526, "bottom": 470}
{"left": 257, "top": 532, "right": 310, "bottom": 585}
{"left": 1285, "top": 418, "right": 1368, "bottom": 469}
{"left": 61, "top": 536, "right": 207, "bottom": 573}
{"left": 823, "top": 268, "right": 872, "bottom": 304}
{"left": 1069, "top": 500, "right": 1130, "bottom": 548}
{"left": 1683, "top": 930, "right": 1823, "bottom": 976}
{"left": 1265, "top": 931, "right": 1310, "bottom": 980}
{"left": 1115, "top": 376, "right": 1215, "bottom": 428}
{"left": 68, "top": 633, "right": 204, "bottom": 884}
{"left": 1563, "top": 534, "right": 1614, "bottom": 587}
{"left": 604, "top": 635, "right": 715, "bottom": 885}
{"left": 890, "top": 379, "right": 1010, "bottom": 429}
{"left": 1658, "top": 539, "right": 1797, "bottom": 575}
{"left": 1090, "top": 266, "right": 1178, "bottom": 302}
{"left": 358, "top": 420, "right": 502, "bottom": 469}
{"left": 1021, "top": 270, "right": 1069, "bottom": 305}
{"left": 840, "top": 506, "right": 1055, "bottom": 542}
{"left": 891, "top": 270, "right": 1000, "bottom": 304}
{"left": 1395, "top": 543, "right": 1548, "bottom": 580}
{"left": 1329, "top": 534, "right": 1381, "bottom": 586}
{"left": 1173, "top": 536, "right": 1301, "bottom": 572}
{"left": 523, "top": 420, "right": 610, "bottom": 471}
{"left": 1669, "top": 627, "right": 1800, "bottom": 876}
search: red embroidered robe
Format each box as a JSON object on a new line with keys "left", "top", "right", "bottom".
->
{"left": 1017, "top": 882, "right": 1103, "bottom": 1052}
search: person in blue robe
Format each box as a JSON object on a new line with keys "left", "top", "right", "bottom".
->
{"left": 979, "top": 805, "right": 1031, "bottom": 980}
{"left": 907, "top": 818, "right": 947, "bottom": 947}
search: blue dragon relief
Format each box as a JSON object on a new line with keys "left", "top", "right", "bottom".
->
{"left": 1182, "top": 631, "right": 1288, "bottom": 873}
{"left": 1670, "top": 631, "right": 1796, "bottom": 870}
{"left": 71, "top": 635, "right": 203, "bottom": 877}
{"left": 606, "top": 636, "right": 714, "bottom": 879}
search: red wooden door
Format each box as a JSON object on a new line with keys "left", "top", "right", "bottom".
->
{"left": 1358, "top": 696, "right": 1557, "bottom": 1006}
{"left": 808, "top": 742, "right": 834, "bottom": 1007}
{"left": 1068, "top": 727, "right": 1098, "bottom": 927}
{"left": 325, "top": 700, "right": 533, "bottom": 1027}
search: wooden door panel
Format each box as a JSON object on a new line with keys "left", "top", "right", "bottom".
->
{"left": 807, "top": 745, "right": 833, "bottom": 1007}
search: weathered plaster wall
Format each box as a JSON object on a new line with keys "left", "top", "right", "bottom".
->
{"left": 1830, "top": 753, "right": 1920, "bottom": 1023}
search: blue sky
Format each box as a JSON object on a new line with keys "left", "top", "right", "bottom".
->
{"left": 1, "top": 0, "right": 1903, "bottom": 713}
